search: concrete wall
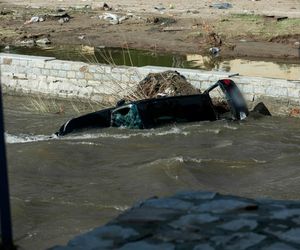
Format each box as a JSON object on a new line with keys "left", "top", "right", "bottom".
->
{"left": 1, "top": 53, "right": 300, "bottom": 115}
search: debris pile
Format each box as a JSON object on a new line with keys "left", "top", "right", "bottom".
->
{"left": 131, "top": 70, "right": 201, "bottom": 100}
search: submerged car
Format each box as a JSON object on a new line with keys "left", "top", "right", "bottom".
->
{"left": 56, "top": 79, "right": 267, "bottom": 136}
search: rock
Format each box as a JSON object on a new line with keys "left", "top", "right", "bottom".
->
{"left": 36, "top": 38, "right": 51, "bottom": 45}
{"left": 90, "top": 225, "right": 139, "bottom": 240}
{"left": 271, "top": 208, "right": 300, "bottom": 219}
{"left": 292, "top": 216, "right": 300, "bottom": 225}
{"left": 193, "top": 243, "right": 215, "bottom": 250}
{"left": 192, "top": 199, "right": 257, "bottom": 213}
{"left": 262, "top": 242, "right": 298, "bottom": 250}
{"left": 117, "top": 207, "right": 182, "bottom": 223}
{"left": 212, "top": 232, "right": 266, "bottom": 250}
{"left": 67, "top": 235, "right": 113, "bottom": 249}
{"left": 217, "top": 219, "right": 258, "bottom": 231}
{"left": 278, "top": 228, "right": 300, "bottom": 244}
{"left": 156, "top": 229, "right": 203, "bottom": 242}
{"left": 169, "top": 213, "right": 219, "bottom": 229}
{"left": 119, "top": 241, "right": 175, "bottom": 250}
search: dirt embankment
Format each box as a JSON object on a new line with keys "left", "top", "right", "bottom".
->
{"left": 0, "top": 0, "right": 299, "bottom": 59}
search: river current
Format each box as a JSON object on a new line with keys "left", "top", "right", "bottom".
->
{"left": 3, "top": 94, "right": 300, "bottom": 249}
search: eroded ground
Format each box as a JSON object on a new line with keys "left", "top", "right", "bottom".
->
{"left": 0, "top": 0, "right": 300, "bottom": 59}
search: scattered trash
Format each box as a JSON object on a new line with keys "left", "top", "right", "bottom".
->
{"left": 147, "top": 16, "right": 176, "bottom": 25}
{"left": 47, "top": 12, "right": 71, "bottom": 22}
{"left": 118, "top": 16, "right": 129, "bottom": 23}
{"left": 154, "top": 5, "right": 166, "bottom": 11}
{"left": 78, "top": 35, "right": 85, "bottom": 40}
{"left": 0, "top": 10, "right": 13, "bottom": 15}
{"left": 81, "top": 45, "right": 95, "bottom": 54}
{"left": 100, "top": 12, "right": 131, "bottom": 25}
{"left": 162, "top": 27, "right": 190, "bottom": 32}
{"left": 191, "top": 10, "right": 200, "bottom": 14}
{"left": 102, "top": 3, "right": 112, "bottom": 11}
{"left": 264, "top": 15, "right": 288, "bottom": 22}
{"left": 73, "top": 5, "right": 91, "bottom": 10}
{"left": 36, "top": 38, "right": 51, "bottom": 45}
{"left": 294, "top": 41, "right": 300, "bottom": 49}
{"left": 228, "top": 73, "right": 239, "bottom": 78}
{"left": 209, "top": 47, "right": 220, "bottom": 56}
{"left": 58, "top": 17, "right": 70, "bottom": 24}
{"left": 209, "top": 3, "right": 233, "bottom": 9}
{"left": 4, "top": 45, "right": 10, "bottom": 50}
{"left": 57, "top": 8, "right": 66, "bottom": 12}
{"left": 102, "top": 13, "right": 119, "bottom": 24}
{"left": 19, "top": 39, "right": 35, "bottom": 46}
{"left": 24, "top": 16, "right": 45, "bottom": 25}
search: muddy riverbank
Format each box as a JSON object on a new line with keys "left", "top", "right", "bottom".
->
{"left": 0, "top": 0, "right": 300, "bottom": 60}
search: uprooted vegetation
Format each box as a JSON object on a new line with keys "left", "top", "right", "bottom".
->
{"left": 127, "top": 70, "right": 201, "bottom": 100}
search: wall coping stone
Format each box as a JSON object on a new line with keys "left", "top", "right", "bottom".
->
{"left": 0, "top": 53, "right": 56, "bottom": 61}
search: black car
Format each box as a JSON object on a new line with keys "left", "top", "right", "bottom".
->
{"left": 56, "top": 79, "right": 267, "bottom": 136}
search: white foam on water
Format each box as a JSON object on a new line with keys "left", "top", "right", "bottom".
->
{"left": 5, "top": 127, "right": 189, "bottom": 144}
{"left": 65, "top": 141, "right": 103, "bottom": 146}
{"left": 214, "top": 140, "right": 233, "bottom": 148}
{"left": 223, "top": 124, "right": 238, "bottom": 130}
{"left": 205, "top": 128, "right": 221, "bottom": 134}
{"left": 62, "top": 127, "right": 189, "bottom": 140}
{"left": 5, "top": 132, "right": 58, "bottom": 144}
{"left": 138, "top": 156, "right": 205, "bottom": 170}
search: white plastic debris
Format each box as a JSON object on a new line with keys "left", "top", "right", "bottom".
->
{"left": 103, "top": 13, "right": 119, "bottom": 24}
{"left": 58, "top": 17, "right": 70, "bottom": 24}
{"left": 24, "top": 16, "right": 44, "bottom": 24}
{"left": 36, "top": 38, "right": 51, "bottom": 45}
{"left": 30, "top": 16, "right": 39, "bottom": 22}
{"left": 209, "top": 47, "right": 220, "bottom": 56}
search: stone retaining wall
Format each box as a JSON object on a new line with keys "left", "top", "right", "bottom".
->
{"left": 51, "top": 191, "right": 300, "bottom": 250}
{"left": 1, "top": 53, "right": 300, "bottom": 115}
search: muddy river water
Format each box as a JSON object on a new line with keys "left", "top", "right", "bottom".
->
{"left": 3, "top": 94, "right": 300, "bottom": 249}
{"left": 1, "top": 46, "right": 300, "bottom": 249}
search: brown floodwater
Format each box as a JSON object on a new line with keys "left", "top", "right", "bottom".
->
{"left": 3, "top": 95, "right": 300, "bottom": 249}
